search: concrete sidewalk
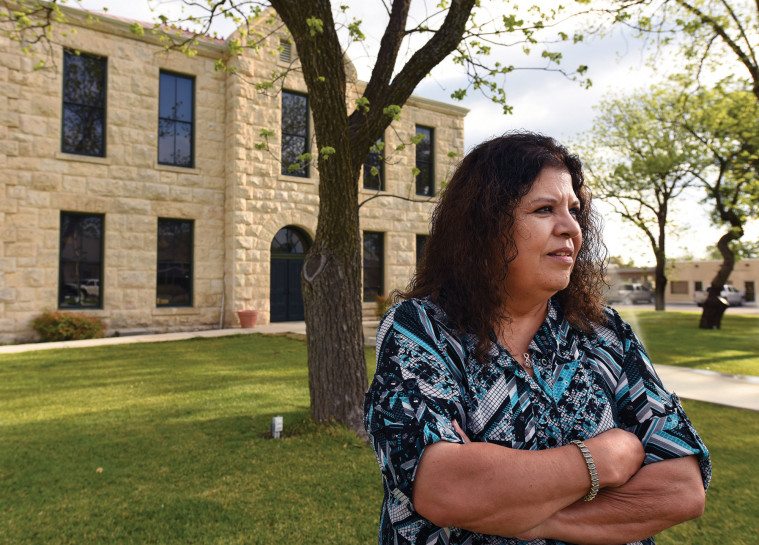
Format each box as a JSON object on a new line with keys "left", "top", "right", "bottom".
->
{"left": 2, "top": 323, "right": 757, "bottom": 412}
{"left": 655, "top": 364, "right": 759, "bottom": 411}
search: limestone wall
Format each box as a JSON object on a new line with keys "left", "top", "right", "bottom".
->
{"left": 0, "top": 22, "right": 227, "bottom": 342}
{"left": 0, "top": 9, "right": 467, "bottom": 343}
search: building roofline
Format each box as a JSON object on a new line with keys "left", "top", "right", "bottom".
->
{"left": 56, "top": 2, "right": 227, "bottom": 58}
{"left": 406, "top": 94, "right": 469, "bottom": 117}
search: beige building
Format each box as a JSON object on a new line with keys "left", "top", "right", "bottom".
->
{"left": 606, "top": 260, "right": 758, "bottom": 305}
{"left": 666, "top": 259, "right": 758, "bottom": 304}
{"left": 0, "top": 7, "right": 466, "bottom": 343}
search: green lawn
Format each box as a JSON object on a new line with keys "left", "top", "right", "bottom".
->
{"left": 1, "top": 334, "right": 757, "bottom": 544}
{"left": 619, "top": 310, "right": 759, "bottom": 376}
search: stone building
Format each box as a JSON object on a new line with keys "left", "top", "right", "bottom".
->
{"left": 0, "top": 7, "right": 467, "bottom": 343}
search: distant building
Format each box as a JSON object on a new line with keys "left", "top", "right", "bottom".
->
{"left": 606, "top": 260, "right": 758, "bottom": 305}
{"left": 666, "top": 259, "right": 758, "bottom": 304}
{"left": 0, "top": 7, "right": 466, "bottom": 343}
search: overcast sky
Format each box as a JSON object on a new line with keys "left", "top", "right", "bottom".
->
{"left": 76, "top": 0, "right": 758, "bottom": 265}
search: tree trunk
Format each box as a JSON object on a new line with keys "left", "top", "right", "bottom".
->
{"left": 654, "top": 250, "right": 667, "bottom": 311}
{"left": 270, "top": 0, "right": 368, "bottom": 436}
{"left": 699, "top": 228, "right": 741, "bottom": 329}
{"left": 654, "top": 218, "right": 667, "bottom": 311}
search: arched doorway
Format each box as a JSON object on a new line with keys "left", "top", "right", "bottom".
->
{"left": 270, "top": 226, "right": 311, "bottom": 322}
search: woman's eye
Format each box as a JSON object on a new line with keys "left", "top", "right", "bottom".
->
{"left": 535, "top": 206, "right": 552, "bottom": 214}
{"left": 570, "top": 207, "right": 581, "bottom": 218}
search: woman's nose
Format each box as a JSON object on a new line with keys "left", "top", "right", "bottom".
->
{"left": 556, "top": 210, "right": 581, "bottom": 238}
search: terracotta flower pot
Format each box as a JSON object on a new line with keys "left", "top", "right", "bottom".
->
{"left": 237, "top": 310, "right": 258, "bottom": 329}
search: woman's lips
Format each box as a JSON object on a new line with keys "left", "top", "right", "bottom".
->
{"left": 547, "top": 253, "right": 574, "bottom": 264}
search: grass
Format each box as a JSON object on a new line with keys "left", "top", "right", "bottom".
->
{"left": 1, "top": 334, "right": 757, "bottom": 544}
{"left": 618, "top": 310, "right": 759, "bottom": 376}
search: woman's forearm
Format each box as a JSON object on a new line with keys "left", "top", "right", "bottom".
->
{"left": 520, "top": 456, "right": 705, "bottom": 545}
{"left": 413, "top": 428, "right": 644, "bottom": 536}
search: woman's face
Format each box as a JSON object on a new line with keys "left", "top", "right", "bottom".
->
{"left": 505, "top": 166, "right": 583, "bottom": 303}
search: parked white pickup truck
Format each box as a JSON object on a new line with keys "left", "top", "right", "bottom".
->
{"left": 694, "top": 285, "right": 744, "bottom": 306}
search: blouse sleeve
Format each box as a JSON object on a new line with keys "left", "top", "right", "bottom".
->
{"left": 364, "top": 300, "right": 467, "bottom": 532}
{"left": 611, "top": 313, "right": 712, "bottom": 489}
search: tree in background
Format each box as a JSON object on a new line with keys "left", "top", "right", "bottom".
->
{"left": 2, "top": 0, "right": 596, "bottom": 435}
{"left": 580, "top": 87, "right": 699, "bottom": 311}
{"left": 675, "top": 83, "right": 759, "bottom": 328}
{"left": 708, "top": 239, "right": 759, "bottom": 260}
{"left": 594, "top": 0, "right": 758, "bottom": 101}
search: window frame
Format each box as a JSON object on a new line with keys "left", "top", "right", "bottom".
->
{"left": 281, "top": 90, "right": 310, "bottom": 178}
{"left": 157, "top": 70, "right": 196, "bottom": 168}
{"left": 156, "top": 217, "right": 195, "bottom": 308}
{"left": 363, "top": 231, "right": 385, "bottom": 303}
{"left": 58, "top": 211, "right": 105, "bottom": 310}
{"left": 414, "top": 125, "right": 435, "bottom": 196}
{"left": 61, "top": 49, "right": 108, "bottom": 157}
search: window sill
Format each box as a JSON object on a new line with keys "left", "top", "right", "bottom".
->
{"left": 359, "top": 188, "right": 390, "bottom": 196}
{"left": 277, "top": 173, "right": 314, "bottom": 185}
{"left": 154, "top": 163, "right": 201, "bottom": 175}
{"left": 57, "top": 307, "right": 110, "bottom": 316}
{"left": 55, "top": 152, "right": 111, "bottom": 165}
{"left": 152, "top": 307, "right": 199, "bottom": 316}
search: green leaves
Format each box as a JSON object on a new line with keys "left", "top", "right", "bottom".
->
{"left": 382, "top": 105, "right": 402, "bottom": 121}
{"left": 347, "top": 19, "right": 365, "bottom": 41}
{"left": 129, "top": 22, "right": 145, "bottom": 37}
{"left": 319, "top": 146, "right": 336, "bottom": 159}
{"left": 305, "top": 17, "right": 324, "bottom": 37}
{"left": 354, "top": 96, "right": 370, "bottom": 113}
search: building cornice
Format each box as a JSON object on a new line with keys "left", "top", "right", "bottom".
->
{"left": 54, "top": 2, "right": 227, "bottom": 59}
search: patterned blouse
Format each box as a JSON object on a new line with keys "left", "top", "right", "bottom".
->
{"left": 364, "top": 297, "right": 711, "bottom": 545}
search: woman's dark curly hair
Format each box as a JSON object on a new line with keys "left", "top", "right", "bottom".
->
{"left": 400, "top": 132, "right": 607, "bottom": 362}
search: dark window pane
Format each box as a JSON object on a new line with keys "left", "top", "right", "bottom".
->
{"left": 175, "top": 77, "right": 193, "bottom": 122}
{"left": 158, "top": 119, "right": 175, "bottom": 164}
{"left": 271, "top": 227, "right": 310, "bottom": 255}
{"left": 62, "top": 105, "right": 105, "bottom": 156}
{"left": 62, "top": 50, "right": 106, "bottom": 157}
{"left": 157, "top": 219, "right": 193, "bottom": 307}
{"left": 282, "top": 92, "right": 308, "bottom": 135}
{"left": 158, "top": 71, "right": 194, "bottom": 167}
{"left": 63, "top": 51, "right": 106, "bottom": 106}
{"left": 415, "top": 162, "right": 433, "bottom": 196}
{"left": 174, "top": 122, "right": 192, "bottom": 167}
{"left": 158, "top": 73, "right": 176, "bottom": 118}
{"left": 281, "top": 91, "right": 309, "bottom": 178}
{"left": 363, "top": 232, "right": 384, "bottom": 302}
{"left": 415, "top": 125, "right": 434, "bottom": 196}
{"left": 363, "top": 137, "right": 384, "bottom": 190}
{"left": 59, "top": 212, "right": 104, "bottom": 309}
{"left": 281, "top": 134, "right": 308, "bottom": 177}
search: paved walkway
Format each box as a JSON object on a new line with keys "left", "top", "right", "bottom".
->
{"left": 2, "top": 322, "right": 757, "bottom": 412}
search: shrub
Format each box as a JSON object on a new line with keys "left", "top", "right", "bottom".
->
{"left": 31, "top": 311, "right": 105, "bottom": 342}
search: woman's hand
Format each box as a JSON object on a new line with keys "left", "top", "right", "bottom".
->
{"left": 585, "top": 428, "right": 645, "bottom": 488}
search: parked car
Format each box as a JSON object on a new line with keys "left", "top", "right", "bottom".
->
{"left": 79, "top": 278, "right": 100, "bottom": 297}
{"left": 606, "top": 283, "right": 654, "bottom": 304}
{"left": 694, "top": 284, "right": 744, "bottom": 306}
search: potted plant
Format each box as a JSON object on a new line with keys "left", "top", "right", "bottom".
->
{"left": 237, "top": 309, "right": 258, "bottom": 328}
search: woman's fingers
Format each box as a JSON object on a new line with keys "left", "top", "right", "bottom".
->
{"left": 453, "top": 420, "right": 471, "bottom": 443}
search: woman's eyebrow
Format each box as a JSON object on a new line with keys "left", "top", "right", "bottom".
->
{"left": 528, "top": 196, "right": 581, "bottom": 207}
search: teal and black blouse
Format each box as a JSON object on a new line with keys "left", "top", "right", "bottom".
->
{"left": 364, "top": 298, "right": 711, "bottom": 545}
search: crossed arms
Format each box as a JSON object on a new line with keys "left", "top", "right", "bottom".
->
{"left": 413, "top": 426, "right": 705, "bottom": 544}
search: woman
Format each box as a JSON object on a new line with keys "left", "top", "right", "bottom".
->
{"left": 363, "top": 133, "right": 710, "bottom": 545}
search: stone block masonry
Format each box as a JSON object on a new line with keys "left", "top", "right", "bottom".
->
{"left": 0, "top": 7, "right": 467, "bottom": 343}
